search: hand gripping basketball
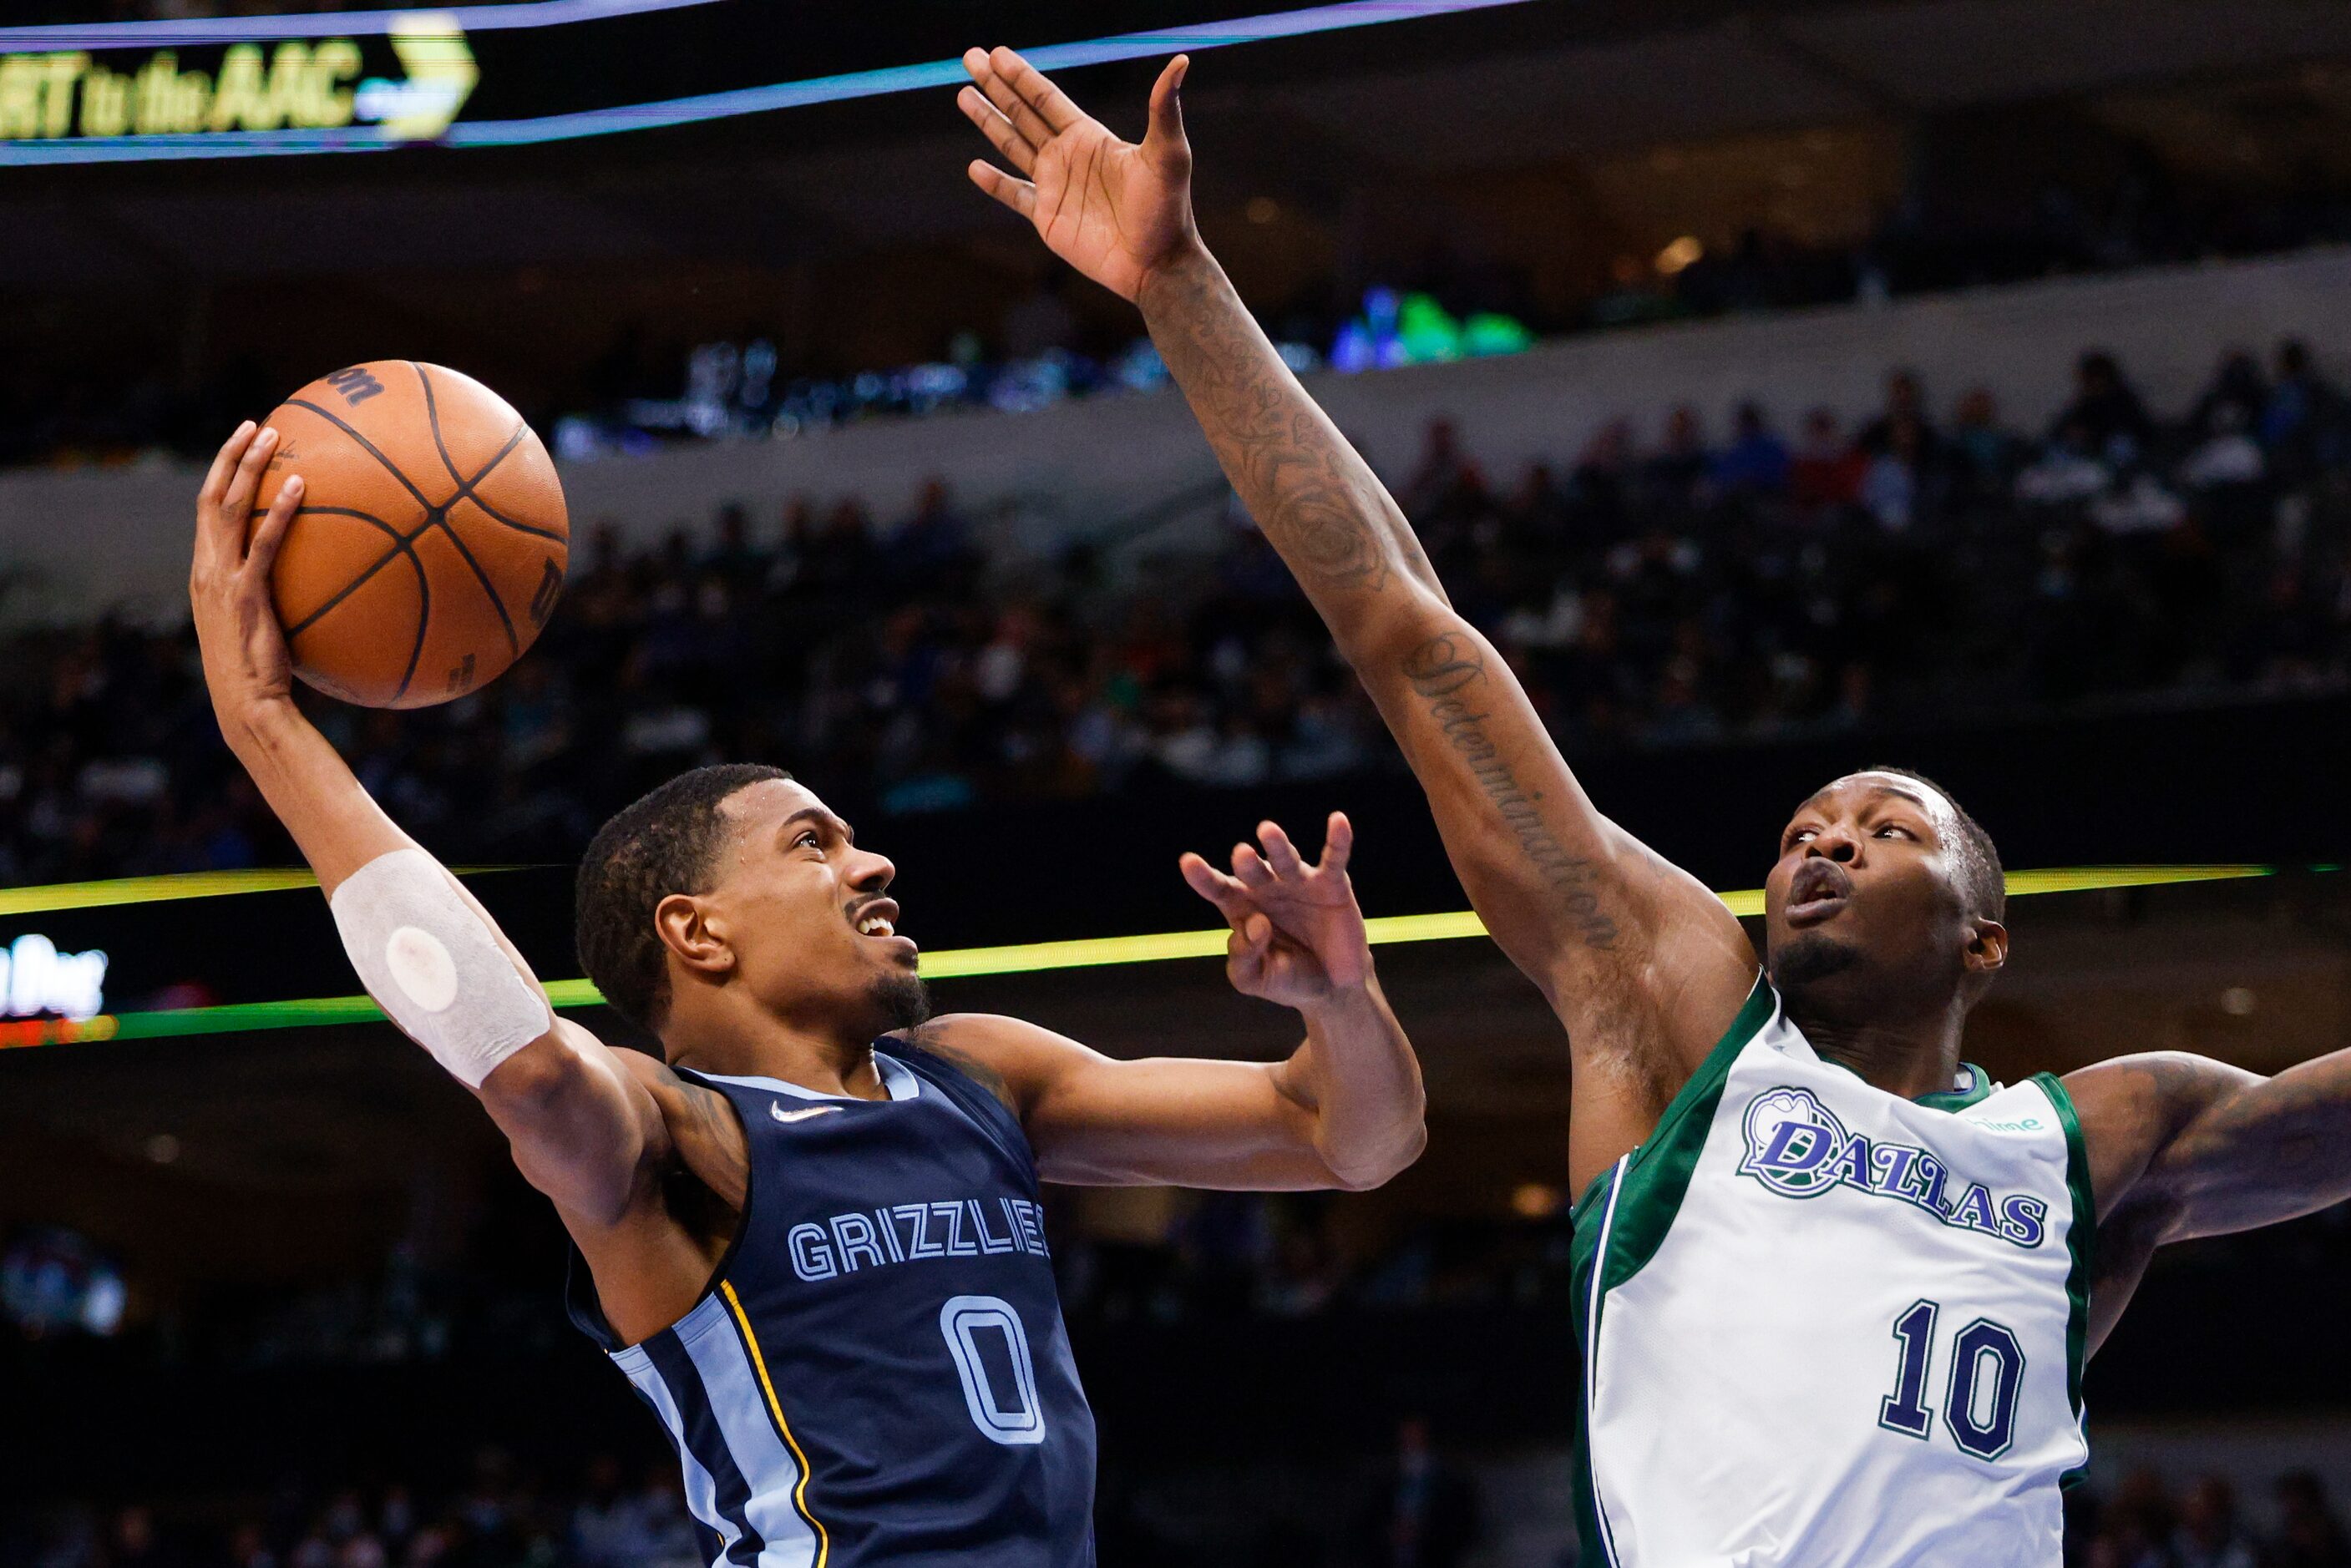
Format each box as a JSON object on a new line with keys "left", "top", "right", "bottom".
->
{"left": 240, "top": 361, "right": 571, "bottom": 709}
{"left": 192, "top": 419, "right": 305, "bottom": 718}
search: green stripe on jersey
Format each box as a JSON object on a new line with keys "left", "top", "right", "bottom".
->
{"left": 1570, "top": 974, "right": 1777, "bottom": 1567}
{"left": 2032, "top": 1070, "right": 2099, "bottom": 1488}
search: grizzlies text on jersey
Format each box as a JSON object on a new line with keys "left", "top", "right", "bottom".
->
{"left": 570, "top": 1047, "right": 1098, "bottom": 1568}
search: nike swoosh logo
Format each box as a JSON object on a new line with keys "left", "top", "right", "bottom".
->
{"left": 770, "top": 1102, "right": 844, "bottom": 1125}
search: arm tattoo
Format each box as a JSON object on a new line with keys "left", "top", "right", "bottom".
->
{"left": 1402, "top": 631, "right": 1619, "bottom": 949}
{"left": 1138, "top": 258, "right": 1620, "bottom": 952}
{"left": 1143, "top": 258, "right": 1434, "bottom": 598}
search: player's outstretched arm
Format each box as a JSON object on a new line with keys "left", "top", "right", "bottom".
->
{"left": 910, "top": 814, "right": 1426, "bottom": 1191}
{"left": 956, "top": 49, "right": 1755, "bottom": 1077}
{"left": 190, "top": 422, "right": 676, "bottom": 1236}
{"left": 2068, "top": 1047, "right": 2351, "bottom": 1344}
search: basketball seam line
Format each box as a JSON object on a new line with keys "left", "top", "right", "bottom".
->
{"left": 400, "top": 365, "right": 563, "bottom": 545}
{"left": 282, "top": 384, "right": 553, "bottom": 681}
{"left": 449, "top": 466, "right": 564, "bottom": 542}
{"left": 410, "top": 366, "right": 543, "bottom": 537}
{"left": 287, "top": 398, "right": 436, "bottom": 514}
{"left": 290, "top": 391, "right": 556, "bottom": 545}
{"left": 281, "top": 506, "right": 421, "bottom": 638}
{"left": 414, "top": 361, "right": 469, "bottom": 491}
{"left": 289, "top": 508, "right": 437, "bottom": 634}
{"left": 395, "top": 541, "right": 431, "bottom": 703}
{"left": 289, "top": 502, "right": 438, "bottom": 701}
{"left": 414, "top": 364, "right": 521, "bottom": 660}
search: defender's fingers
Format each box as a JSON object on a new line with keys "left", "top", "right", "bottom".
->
{"left": 966, "top": 160, "right": 1037, "bottom": 218}
{"left": 1323, "top": 811, "right": 1354, "bottom": 873}
{"left": 957, "top": 86, "right": 1038, "bottom": 175}
{"left": 990, "top": 46, "right": 1084, "bottom": 133}
{"left": 966, "top": 60, "right": 1057, "bottom": 153}
{"left": 243, "top": 473, "right": 302, "bottom": 579}
{"left": 1257, "top": 820, "right": 1307, "bottom": 878}
{"left": 1145, "top": 55, "right": 1188, "bottom": 152}
{"left": 1232, "top": 842, "right": 1275, "bottom": 889}
{"left": 1180, "top": 852, "right": 1253, "bottom": 926}
{"left": 956, "top": 81, "right": 1018, "bottom": 139}
{"left": 1226, "top": 923, "right": 1266, "bottom": 989}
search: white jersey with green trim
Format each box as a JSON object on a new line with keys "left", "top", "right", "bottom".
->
{"left": 1570, "top": 978, "right": 2095, "bottom": 1567}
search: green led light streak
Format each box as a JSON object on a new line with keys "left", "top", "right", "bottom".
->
{"left": 72, "top": 864, "right": 2274, "bottom": 1044}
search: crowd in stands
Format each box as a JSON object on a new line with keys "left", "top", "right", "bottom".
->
{"left": 4, "top": 338, "right": 2347, "bottom": 888}
{"left": 11, "top": 1443, "right": 2351, "bottom": 1566}
{"left": 2071, "top": 1468, "right": 2351, "bottom": 1568}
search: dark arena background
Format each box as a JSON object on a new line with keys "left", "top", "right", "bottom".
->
{"left": 7, "top": 0, "right": 2351, "bottom": 1563}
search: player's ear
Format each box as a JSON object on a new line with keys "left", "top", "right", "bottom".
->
{"left": 1962, "top": 917, "right": 2008, "bottom": 979}
{"left": 655, "top": 892, "right": 736, "bottom": 979}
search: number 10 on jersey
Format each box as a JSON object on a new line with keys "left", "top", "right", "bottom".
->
{"left": 1877, "top": 1299, "right": 2025, "bottom": 1461}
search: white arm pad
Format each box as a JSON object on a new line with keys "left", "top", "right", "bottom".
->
{"left": 329, "top": 848, "right": 552, "bottom": 1088}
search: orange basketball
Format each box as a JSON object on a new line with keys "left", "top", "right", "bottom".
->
{"left": 251, "top": 361, "right": 569, "bottom": 709}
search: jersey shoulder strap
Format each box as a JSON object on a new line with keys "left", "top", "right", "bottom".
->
{"left": 893, "top": 1039, "right": 1041, "bottom": 1176}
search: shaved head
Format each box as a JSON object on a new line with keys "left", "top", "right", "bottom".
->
{"left": 1767, "top": 766, "right": 2010, "bottom": 1029}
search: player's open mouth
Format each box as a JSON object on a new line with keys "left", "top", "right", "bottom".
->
{"left": 851, "top": 898, "right": 919, "bottom": 953}
{"left": 1786, "top": 861, "right": 1852, "bottom": 928}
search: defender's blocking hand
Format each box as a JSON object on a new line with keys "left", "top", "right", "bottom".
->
{"left": 958, "top": 47, "right": 1198, "bottom": 301}
{"left": 1182, "top": 812, "right": 1371, "bottom": 1009}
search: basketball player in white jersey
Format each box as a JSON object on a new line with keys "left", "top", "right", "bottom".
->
{"left": 959, "top": 48, "right": 2351, "bottom": 1563}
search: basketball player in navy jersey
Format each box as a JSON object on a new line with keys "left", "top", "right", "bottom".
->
{"left": 190, "top": 422, "right": 1428, "bottom": 1567}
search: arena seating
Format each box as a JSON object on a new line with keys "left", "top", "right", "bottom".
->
{"left": 3, "top": 336, "right": 2341, "bottom": 888}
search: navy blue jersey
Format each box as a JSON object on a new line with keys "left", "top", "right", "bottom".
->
{"left": 569, "top": 1047, "right": 1097, "bottom": 1568}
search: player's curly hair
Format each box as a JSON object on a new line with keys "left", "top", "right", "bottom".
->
{"left": 576, "top": 763, "right": 794, "bottom": 1031}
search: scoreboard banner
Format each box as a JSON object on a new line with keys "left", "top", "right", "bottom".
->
{"left": 0, "top": 0, "right": 1529, "bottom": 164}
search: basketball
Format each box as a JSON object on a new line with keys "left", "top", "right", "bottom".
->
{"left": 251, "top": 361, "right": 569, "bottom": 709}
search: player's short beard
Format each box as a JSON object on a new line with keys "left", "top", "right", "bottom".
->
{"left": 872, "top": 970, "right": 933, "bottom": 1034}
{"left": 1770, "top": 931, "right": 1864, "bottom": 999}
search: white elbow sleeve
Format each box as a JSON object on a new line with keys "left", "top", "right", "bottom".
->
{"left": 329, "top": 848, "right": 551, "bottom": 1087}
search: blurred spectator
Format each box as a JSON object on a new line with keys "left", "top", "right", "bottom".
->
{"left": 1401, "top": 417, "right": 1487, "bottom": 522}
{"left": 1857, "top": 368, "right": 1941, "bottom": 470}
{"left": 2055, "top": 350, "right": 2155, "bottom": 463}
{"left": 1709, "top": 402, "right": 1791, "bottom": 495}
{"left": 5, "top": 341, "right": 2349, "bottom": 888}
{"left": 1790, "top": 407, "right": 1866, "bottom": 513}
{"left": 1349, "top": 1418, "right": 1482, "bottom": 1568}
{"left": 110, "top": 1506, "right": 180, "bottom": 1568}
{"left": 2272, "top": 1470, "right": 2351, "bottom": 1568}
{"left": 2264, "top": 339, "right": 2347, "bottom": 484}
{"left": 1947, "top": 387, "right": 2022, "bottom": 507}
{"left": 1646, "top": 403, "right": 1709, "bottom": 503}
{"left": 2174, "top": 1474, "right": 2258, "bottom": 1568}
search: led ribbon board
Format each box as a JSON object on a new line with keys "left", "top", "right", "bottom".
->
{"left": 0, "top": 0, "right": 1532, "bottom": 164}
{"left": 0, "top": 864, "right": 2273, "bottom": 1047}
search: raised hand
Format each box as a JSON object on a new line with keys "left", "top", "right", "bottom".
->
{"left": 190, "top": 420, "right": 303, "bottom": 717}
{"left": 1182, "top": 812, "right": 1372, "bottom": 1009}
{"left": 958, "top": 47, "right": 1198, "bottom": 301}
